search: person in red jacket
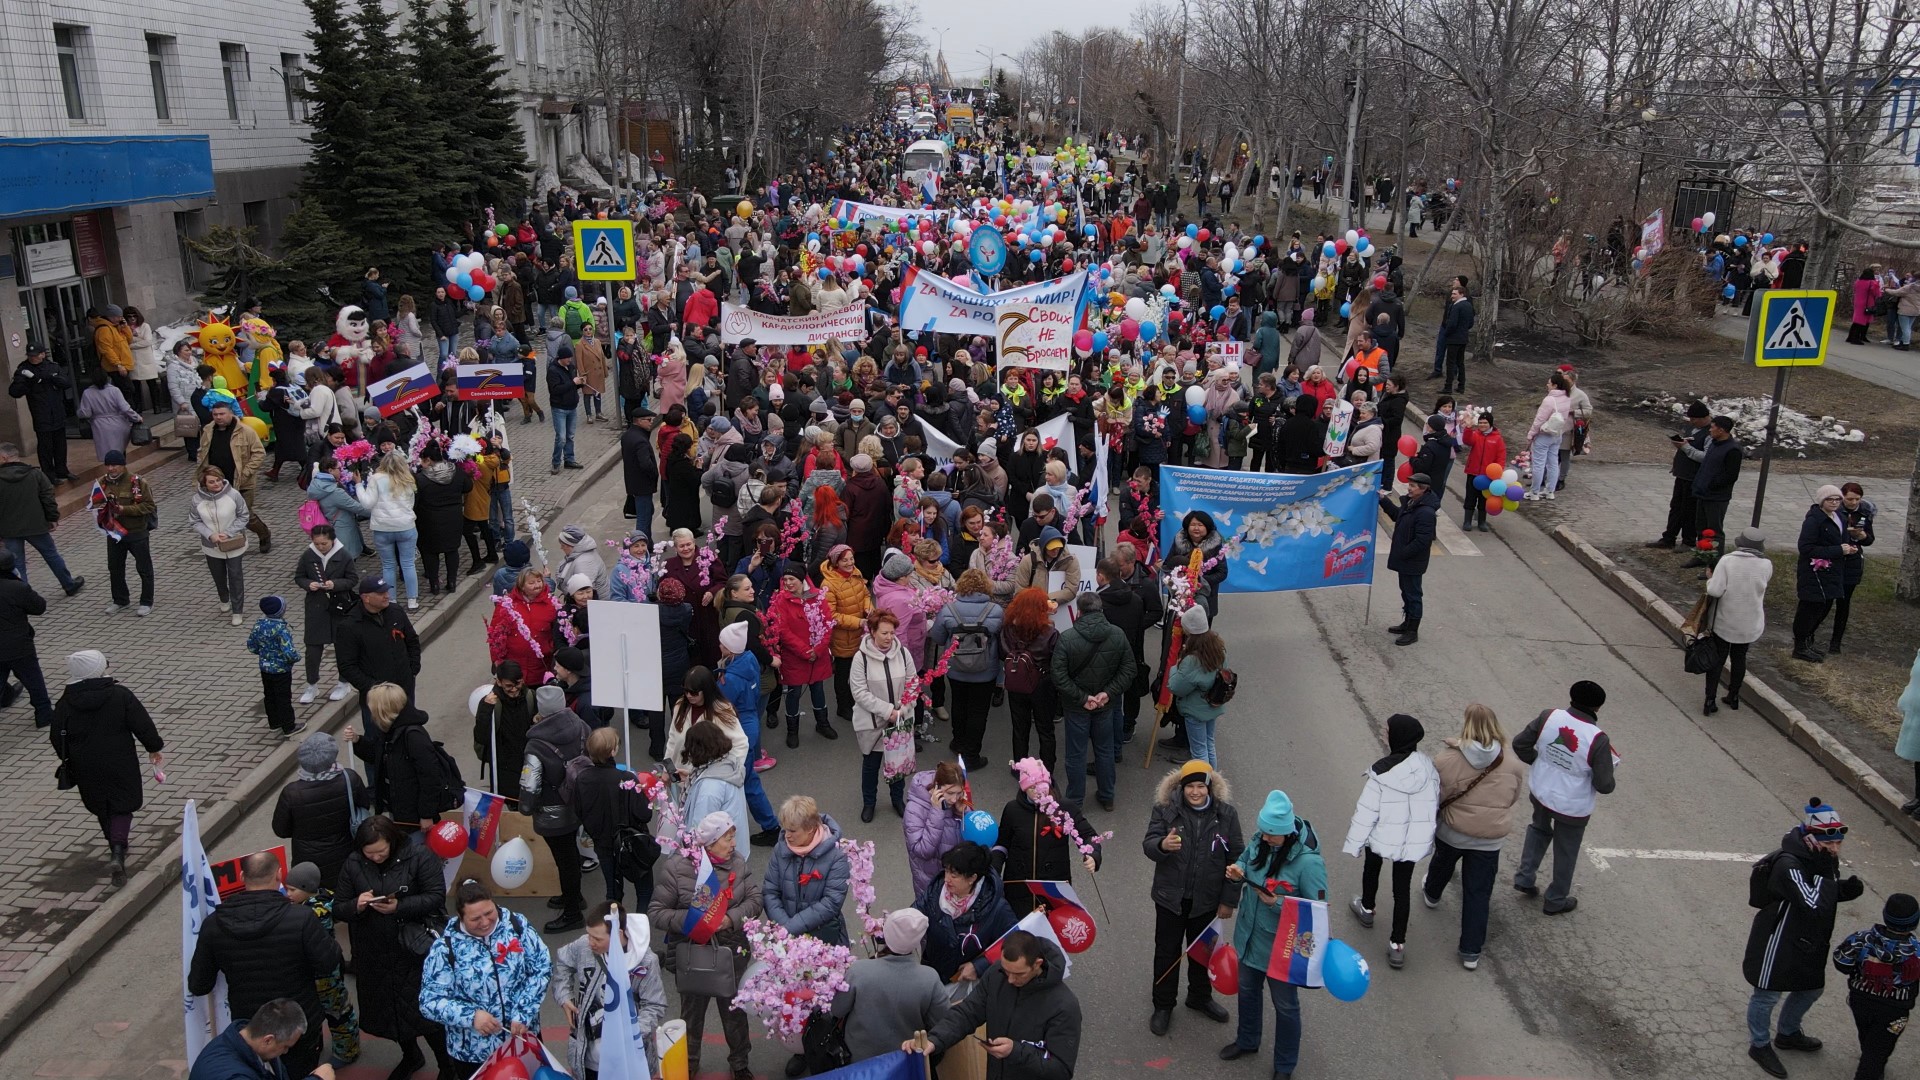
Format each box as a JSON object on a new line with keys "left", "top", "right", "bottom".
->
{"left": 682, "top": 283, "right": 719, "bottom": 335}
{"left": 765, "top": 565, "right": 837, "bottom": 739}
{"left": 1459, "top": 410, "right": 1508, "bottom": 533}
{"left": 487, "top": 568, "right": 562, "bottom": 684}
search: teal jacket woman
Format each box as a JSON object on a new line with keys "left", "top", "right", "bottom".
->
{"left": 1229, "top": 801, "right": 1329, "bottom": 968}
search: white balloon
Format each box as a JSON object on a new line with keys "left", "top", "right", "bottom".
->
{"left": 1311, "top": 276, "right": 1325, "bottom": 292}
{"left": 1501, "top": 468, "right": 1520, "bottom": 485}
{"left": 1177, "top": 236, "right": 1193, "bottom": 249}
{"left": 1702, "top": 211, "right": 1716, "bottom": 227}
{"left": 921, "top": 240, "right": 937, "bottom": 255}
{"left": 1184, "top": 385, "right": 1207, "bottom": 407}
{"left": 1160, "top": 284, "right": 1177, "bottom": 297}
{"left": 490, "top": 835, "right": 534, "bottom": 890}
{"left": 446, "top": 268, "right": 462, "bottom": 284}
{"left": 1040, "top": 234, "right": 1054, "bottom": 247}
{"left": 1223, "top": 243, "right": 1240, "bottom": 266}
{"left": 807, "top": 238, "right": 821, "bottom": 253}
{"left": 1344, "top": 229, "right": 1360, "bottom": 247}
{"left": 1125, "top": 298, "right": 1149, "bottom": 321}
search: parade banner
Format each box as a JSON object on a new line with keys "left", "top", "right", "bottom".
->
{"left": 719, "top": 302, "right": 866, "bottom": 347}
{"left": 181, "top": 800, "right": 232, "bottom": 1066}
{"left": 913, "top": 413, "right": 962, "bottom": 462}
{"left": 1640, "top": 209, "right": 1666, "bottom": 262}
{"left": 898, "top": 267, "right": 1091, "bottom": 336}
{"left": 454, "top": 363, "right": 525, "bottom": 401}
{"left": 1156, "top": 462, "right": 1381, "bottom": 593}
{"left": 829, "top": 198, "right": 953, "bottom": 225}
{"left": 994, "top": 295, "right": 1078, "bottom": 372}
{"left": 370, "top": 363, "right": 438, "bottom": 416}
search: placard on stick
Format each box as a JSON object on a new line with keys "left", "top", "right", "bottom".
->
{"left": 586, "top": 601, "right": 665, "bottom": 711}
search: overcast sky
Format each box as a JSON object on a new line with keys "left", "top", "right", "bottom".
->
{"left": 910, "top": 0, "right": 1150, "bottom": 82}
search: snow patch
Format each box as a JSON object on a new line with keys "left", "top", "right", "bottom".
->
{"left": 1635, "top": 393, "right": 1866, "bottom": 450}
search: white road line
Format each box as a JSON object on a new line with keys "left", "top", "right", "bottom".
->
{"left": 1435, "top": 512, "right": 1484, "bottom": 557}
{"left": 1586, "top": 847, "right": 1768, "bottom": 871}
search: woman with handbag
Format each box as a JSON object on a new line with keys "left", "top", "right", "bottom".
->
{"left": 272, "top": 731, "right": 370, "bottom": 889}
{"left": 648, "top": 811, "right": 764, "bottom": 1080}
{"left": 1704, "top": 528, "right": 1774, "bottom": 712}
{"left": 337, "top": 814, "right": 453, "bottom": 1080}
{"left": 419, "top": 878, "right": 553, "bottom": 1079}
{"left": 1419, "top": 705, "right": 1526, "bottom": 970}
{"left": 293, "top": 523, "right": 359, "bottom": 705}
{"left": 852, "top": 609, "right": 917, "bottom": 823}
{"left": 190, "top": 464, "right": 251, "bottom": 626}
{"left": 76, "top": 370, "right": 142, "bottom": 464}
{"left": 551, "top": 899, "right": 669, "bottom": 1080}
{"left": 521, "top": 683, "right": 592, "bottom": 933}
{"left": 164, "top": 341, "right": 205, "bottom": 461}
{"left": 567, "top": 727, "right": 657, "bottom": 910}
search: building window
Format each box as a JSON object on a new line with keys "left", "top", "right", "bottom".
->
{"left": 174, "top": 210, "right": 205, "bottom": 291}
{"left": 508, "top": 9, "right": 522, "bottom": 63}
{"left": 489, "top": 4, "right": 503, "bottom": 48}
{"left": 54, "top": 25, "right": 90, "bottom": 120}
{"left": 243, "top": 201, "right": 268, "bottom": 236}
{"left": 533, "top": 13, "right": 545, "bottom": 67}
{"left": 221, "top": 43, "right": 248, "bottom": 123}
{"left": 281, "top": 53, "right": 305, "bottom": 122}
{"left": 146, "top": 35, "right": 178, "bottom": 121}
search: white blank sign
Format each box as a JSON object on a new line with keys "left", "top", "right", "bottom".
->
{"left": 586, "top": 601, "right": 665, "bottom": 712}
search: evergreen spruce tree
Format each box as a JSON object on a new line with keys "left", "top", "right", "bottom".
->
{"left": 252, "top": 200, "right": 367, "bottom": 341}
{"left": 400, "top": 0, "right": 473, "bottom": 237}
{"left": 432, "top": 0, "right": 532, "bottom": 218}
{"left": 333, "top": 0, "right": 445, "bottom": 296}
{"left": 297, "top": 0, "right": 361, "bottom": 205}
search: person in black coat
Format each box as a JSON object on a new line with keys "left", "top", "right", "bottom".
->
{"left": 1275, "top": 395, "right": 1328, "bottom": 474}
{"left": 474, "top": 660, "right": 536, "bottom": 800}
{"left": 412, "top": 445, "right": 472, "bottom": 594}
{"left": 273, "top": 732, "right": 371, "bottom": 890}
{"left": 1142, "top": 761, "right": 1242, "bottom": 1033}
{"left": 292, "top": 525, "right": 359, "bottom": 702}
{"left": 350, "top": 684, "right": 458, "bottom": 831}
{"left": 334, "top": 586, "right": 421, "bottom": 800}
{"left": 565, "top": 726, "right": 656, "bottom": 908}
{"left": 1830, "top": 483, "right": 1876, "bottom": 653}
{"left": 49, "top": 649, "right": 162, "bottom": 886}
{"left": 1689, "top": 416, "right": 1742, "bottom": 561}
{"left": 334, "top": 814, "right": 454, "bottom": 1079}
{"left": 1379, "top": 475, "right": 1440, "bottom": 646}
{"left": 1742, "top": 800, "right": 1865, "bottom": 1077}
{"left": 8, "top": 344, "right": 73, "bottom": 480}
{"left": 912, "top": 844, "right": 1018, "bottom": 983}
{"left": 1408, "top": 413, "right": 1456, "bottom": 495}
{"left": 1374, "top": 375, "right": 1410, "bottom": 483}
{"left": 0, "top": 550, "right": 56, "bottom": 728}
{"left": 620, "top": 407, "right": 660, "bottom": 529}
{"left": 662, "top": 433, "right": 704, "bottom": 532}
{"left": 995, "top": 784, "right": 1103, "bottom": 917}
{"left": 1790, "top": 486, "right": 1860, "bottom": 662}
{"left": 189, "top": 850, "right": 343, "bottom": 1080}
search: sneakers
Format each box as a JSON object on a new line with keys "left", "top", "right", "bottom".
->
{"left": 136, "top": 604, "right": 152, "bottom": 616}
{"left": 329, "top": 683, "right": 350, "bottom": 701}
{"left": 107, "top": 603, "right": 128, "bottom": 615}
{"left": 300, "top": 684, "right": 319, "bottom": 705}
{"left": 406, "top": 598, "right": 419, "bottom": 611}
{"left": 1523, "top": 492, "right": 1541, "bottom": 501}
{"left": 1459, "top": 952, "right": 1480, "bottom": 970}
{"left": 1421, "top": 888, "right": 1441, "bottom": 909}
{"left": 230, "top": 613, "right": 243, "bottom": 626}
{"left": 753, "top": 752, "right": 777, "bottom": 772}
{"left": 1543, "top": 491, "right": 1557, "bottom": 501}
{"left": 1349, "top": 896, "right": 1375, "bottom": 928}
{"left": 1387, "top": 942, "right": 1405, "bottom": 969}
{"left": 283, "top": 720, "right": 308, "bottom": 738}
{"left": 1748, "top": 1043, "right": 1788, "bottom": 1078}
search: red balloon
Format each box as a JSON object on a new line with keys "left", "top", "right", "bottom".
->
{"left": 1372, "top": 275, "right": 1388, "bottom": 290}
{"left": 480, "top": 1057, "right": 531, "bottom": 1080}
{"left": 1334, "top": 239, "right": 1349, "bottom": 254}
{"left": 1196, "top": 228, "right": 1212, "bottom": 243}
{"left": 1396, "top": 462, "right": 1413, "bottom": 483}
{"left": 1047, "top": 905, "right": 1097, "bottom": 953}
{"left": 1061, "top": 259, "right": 1075, "bottom": 272}
{"left": 426, "top": 819, "right": 468, "bottom": 859}
{"left": 856, "top": 243, "right": 869, "bottom": 256}
{"left": 1209, "top": 943, "right": 1241, "bottom": 995}
{"left": 1397, "top": 434, "right": 1419, "bottom": 457}
{"left": 1485, "top": 499, "right": 1505, "bottom": 516}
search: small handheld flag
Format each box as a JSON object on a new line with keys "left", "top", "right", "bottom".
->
{"left": 370, "top": 363, "right": 438, "bottom": 416}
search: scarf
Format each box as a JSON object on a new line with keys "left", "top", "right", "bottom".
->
{"left": 296, "top": 762, "right": 344, "bottom": 783}
{"left": 940, "top": 876, "right": 981, "bottom": 918}
{"left": 786, "top": 823, "right": 829, "bottom": 858}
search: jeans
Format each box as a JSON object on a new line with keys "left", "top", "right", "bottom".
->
{"left": 1397, "top": 572, "right": 1424, "bottom": 622}
{"left": 1185, "top": 716, "right": 1218, "bottom": 766}
{"left": 582, "top": 392, "right": 603, "bottom": 419}
{"left": 626, "top": 494, "right": 655, "bottom": 539}
{"left": 107, "top": 532, "right": 154, "bottom": 606}
{"left": 1430, "top": 334, "right": 1447, "bottom": 376}
{"left": 1063, "top": 704, "right": 1121, "bottom": 805}
{"left": 437, "top": 336, "right": 456, "bottom": 363}
{"left": 4, "top": 534, "right": 77, "bottom": 592}
{"left": 739, "top": 712, "right": 779, "bottom": 831}
{"left": 1514, "top": 802, "right": 1586, "bottom": 907}
{"left": 490, "top": 486, "right": 516, "bottom": 543}
{"left": 1747, "top": 986, "right": 1823, "bottom": 1047}
{"left": 205, "top": 556, "right": 246, "bottom": 611}
{"left": 1528, "top": 434, "right": 1561, "bottom": 496}
{"left": 0, "top": 653, "right": 57, "bottom": 727}
{"left": 373, "top": 528, "right": 420, "bottom": 601}
{"left": 1233, "top": 968, "right": 1302, "bottom": 1074}
{"left": 551, "top": 407, "right": 578, "bottom": 468}
{"left": 1423, "top": 839, "right": 1499, "bottom": 955}
{"left": 1152, "top": 899, "right": 1219, "bottom": 1009}
{"left": 1360, "top": 850, "right": 1417, "bottom": 944}
{"left": 782, "top": 679, "right": 828, "bottom": 722}
{"left": 1897, "top": 313, "right": 1915, "bottom": 346}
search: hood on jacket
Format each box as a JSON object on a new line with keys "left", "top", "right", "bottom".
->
{"left": 1153, "top": 765, "right": 1234, "bottom": 806}
{"left": 1373, "top": 713, "right": 1425, "bottom": 774}
{"left": 527, "top": 709, "right": 589, "bottom": 752}
{"left": 691, "top": 754, "right": 746, "bottom": 788}
{"left": 1459, "top": 739, "right": 1502, "bottom": 770}
{"left": 419, "top": 460, "right": 457, "bottom": 485}
{"left": 0, "top": 461, "right": 40, "bottom": 484}
{"left": 1259, "top": 311, "right": 1278, "bottom": 329}
{"left": 1006, "top": 934, "right": 1069, "bottom": 992}
{"left": 386, "top": 704, "right": 431, "bottom": 736}
{"left": 62, "top": 676, "right": 120, "bottom": 712}
{"left": 857, "top": 634, "right": 908, "bottom": 665}
{"left": 774, "top": 812, "right": 845, "bottom": 861}
{"left": 1372, "top": 752, "right": 1439, "bottom": 795}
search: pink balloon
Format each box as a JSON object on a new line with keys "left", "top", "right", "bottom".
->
{"left": 1073, "top": 330, "right": 1094, "bottom": 352}
{"left": 1120, "top": 318, "right": 1141, "bottom": 341}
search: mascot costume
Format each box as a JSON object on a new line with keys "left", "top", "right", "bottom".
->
{"left": 196, "top": 315, "right": 252, "bottom": 415}
{"left": 325, "top": 305, "right": 376, "bottom": 386}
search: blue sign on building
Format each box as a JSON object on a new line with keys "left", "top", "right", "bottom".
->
{"left": 0, "top": 135, "right": 215, "bottom": 219}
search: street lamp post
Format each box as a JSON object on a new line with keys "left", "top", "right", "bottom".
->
{"left": 1172, "top": 0, "right": 1189, "bottom": 181}
{"left": 1075, "top": 29, "right": 1113, "bottom": 138}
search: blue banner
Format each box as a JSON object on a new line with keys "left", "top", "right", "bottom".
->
{"left": 0, "top": 136, "right": 213, "bottom": 218}
{"left": 813, "top": 1050, "right": 925, "bottom": 1080}
{"left": 1157, "top": 463, "right": 1381, "bottom": 593}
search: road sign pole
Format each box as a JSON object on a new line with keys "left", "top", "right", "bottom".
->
{"left": 1749, "top": 364, "right": 1788, "bottom": 529}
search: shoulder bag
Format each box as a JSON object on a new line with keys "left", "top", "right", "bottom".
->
{"left": 1438, "top": 749, "right": 1503, "bottom": 811}
{"left": 672, "top": 939, "right": 743, "bottom": 998}
{"left": 344, "top": 770, "right": 370, "bottom": 838}
{"left": 1681, "top": 593, "right": 1720, "bottom": 675}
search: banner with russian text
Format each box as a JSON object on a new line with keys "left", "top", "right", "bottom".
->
{"left": 455, "top": 363, "right": 525, "bottom": 401}
{"left": 994, "top": 296, "right": 1078, "bottom": 372}
{"left": 1156, "top": 462, "right": 1381, "bottom": 593}
{"left": 719, "top": 303, "right": 867, "bottom": 346}
{"left": 829, "top": 198, "right": 953, "bottom": 226}
{"left": 897, "top": 267, "right": 1090, "bottom": 336}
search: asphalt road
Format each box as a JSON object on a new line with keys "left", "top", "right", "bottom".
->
{"left": 7, "top": 462, "right": 1917, "bottom": 1080}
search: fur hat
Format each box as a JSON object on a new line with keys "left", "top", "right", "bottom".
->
{"left": 1569, "top": 680, "right": 1607, "bottom": 713}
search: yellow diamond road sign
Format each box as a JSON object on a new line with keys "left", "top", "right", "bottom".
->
{"left": 1749, "top": 289, "right": 1834, "bottom": 367}
{"left": 572, "top": 219, "right": 635, "bottom": 281}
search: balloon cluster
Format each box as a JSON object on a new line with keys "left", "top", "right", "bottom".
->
{"left": 444, "top": 251, "right": 494, "bottom": 302}
{"left": 1469, "top": 460, "right": 1527, "bottom": 514}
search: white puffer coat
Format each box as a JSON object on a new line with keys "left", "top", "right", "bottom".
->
{"left": 1341, "top": 753, "right": 1441, "bottom": 863}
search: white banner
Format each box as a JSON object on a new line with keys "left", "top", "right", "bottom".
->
{"left": 914, "top": 413, "right": 963, "bottom": 462}
{"left": 995, "top": 297, "right": 1079, "bottom": 372}
{"left": 182, "top": 800, "right": 231, "bottom": 1065}
{"left": 898, "top": 268, "right": 1090, "bottom": 336}
{"left": 719, "top": 303, "right": 867, "bottom": 346}
{"left": 830, "top": 198, "right": 954, "bottom": 225}
{"left": 586, "top": 600, "right": 665, "bottom": 713}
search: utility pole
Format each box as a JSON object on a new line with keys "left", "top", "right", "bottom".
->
{"left": 1338, "top": 30, "right": 1364, "bottom": 233}
{"left": 1172, "top": 0, "right": 1189, "bottom": 181}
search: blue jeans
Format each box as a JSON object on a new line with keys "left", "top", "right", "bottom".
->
{"left": 373, "top": 528, "right": 419, "bottom": 601}
{"left": 1430, "top": 332, "right": 1447, "bottom": 375}
{"left": 782, "top": 680, "right": 827, "bottom": 720}
{"left": 627, "top": 494, "right": 655, "bottom": 536}
{"left": 489, "top": 486, "right": 516, "bottom": 543}
{"left": 738, "top": 712, "right": 779, "bottom": 831}
{"left": 551, "top": 407, "right": 578, "bottom": 468}
{"left": 437, "top": 337, "right": 455, "bottom": 363}
{"left": 1063, "top": 704, "right": 1121, "bottom": 805}
{"left": 1747, "top": 987, "right": 1822, "bottom": 1047}
{"left": 3, "top": 534, "right": 77, "bottom": 592}
{"left": 1185, "top": 716, "right": 1218, "bottom": 766}
{"left": 532, "top": 302, "right": 555, "bottom": 334}
{"left": 1234, "top": 968, "right": 1302, "bottom": 1074}
{"left": 1528, "top": 434, "right": 1561, "bottom": 496}
{"left": 1423, "top": 839, "right": 1499, "bottom": 956}
{"left": 1898, "top": 313, "right": 1915, "bottom": 345}
{"left": 1398, "top": 571, "right": 1424, "bottom": 622}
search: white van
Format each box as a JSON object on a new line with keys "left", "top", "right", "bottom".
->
{"left": 902, "top": 139, "right": 951, "bottom": 187}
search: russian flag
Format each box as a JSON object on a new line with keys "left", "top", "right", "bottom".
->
{"left": 922, "top": 170, "right": 941, "bottom": 204}
{"left": 1185, "top": 916, "right": 1230, "bottom": 967}
{"left": 982, "top": 910, "right": 1073, "bottom": 977}
{"left": 1025, "top": 880, "right": 1087, "bottom": 915}
{"left": 454, "top": 363, "right": 524, "bottom": 401}
{"left": 369, "top": 363, "right": 438, "bottom": 416}
{"left": 1264, "top": 896, "right": 1329, "bottom": 988}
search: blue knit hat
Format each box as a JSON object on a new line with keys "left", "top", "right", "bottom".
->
{"left": 503, "top": 540, "right": 530, "bottom": 567}
{"left": 1257, "top": 790, "right": 1296, "bottom": 835}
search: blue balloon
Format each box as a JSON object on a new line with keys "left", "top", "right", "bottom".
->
{"left": 1187, "top": 404, "right": 1208, "bottom": 425}
{"left": 818, "top": 267, "right": 832, "bottom": 279}
{"left": 961, "top": 811, "right": 997, "bottom": 846}
{"left": 1723, "top": 283, "right": 1737, "bottom": 298}
{"left": 1323, "top": 241, "right": 1338, "bottom": 258}
{"left": 1253, "top": 235, "right": 1267, "bottom": 247}
{"left": 1762, "top": 232, "right": 1775, "bottom": 244}
{"left": 1139, "top": 320, "right": 1158, "bottom": 341}
{"left": 1084, "top": 224, "right": 1098, "bottom": 237}
{"left": 456, "top": 272, "right": 473, "bottom": 290}
{"left": 1223, "top": 284, "right": 1236, "bottom": 296}
{"left": 807, "top": 232, "right": 820, "bottom": 243}
{"left": 1233, "top": 260, "right": 1244, "bottom": 273}
{"left": 466, "top": 285, "right": 485, "bottom": 301}
{"left": 1472, "top": 474, "right": 1491, "bottom": 491}
{"left": 1186, "top": 223, "right": 1200, "bottom": 238}
{"left": 1733, "top": 235, "right": 1748, "bottom": 247}
{"left": 1091, "top": 331, "right": 1109, "bottom": 352}
{"left": 1339, "top": 302, "right": 1352, "bottom": 318}
{"left": 1210, "top": 304, "right": 1227, "bottom": 321}
{"left": 1489, "top": 479, "right": 1507, "bottom": 498}
{"left": 534, "top": 1066, "right": 568, "bottom": 1080}
{"left": 1323, "top": 939, "right": 1370, "bottom": 1001}
{"left": 1030, "top": 250, "right": 1044, "bottom": 263}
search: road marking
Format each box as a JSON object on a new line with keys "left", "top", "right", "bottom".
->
{"left": 1435, "top": 512, "right": 1484, "bottom": 557}
{"left": 1586, "top": 847, "right": 1767, "bottom": 871}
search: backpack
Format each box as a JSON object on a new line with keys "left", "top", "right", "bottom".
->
{"left": 564, "top": 304, "right": 587, "bottom": 340}
{"left": 948, "top": 607, "right": 995, "bottom": 677}
{"left": 1204, "top": 667, "right": 1238, "bottom": 707}
{"left": 613, "top": 824, "right": 662, "bottom": 886}
{"left": 1001, "top": 628, "right": 1052, "bottom": 695}
{"left": 406, "top": 726, "right": 467, "bottom": 815}
{"left": 707, "top": 470, "right": 738, "bottom": 508}
{"left": 298, "top": 499, "right": 329, "bottom": 533}
{"left": 1748, "top": 850, "right": 1784, "bottom": 909}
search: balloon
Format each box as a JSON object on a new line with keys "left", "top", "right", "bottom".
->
{"left": 1472, "top": 474, "right": 1491, "bottom": 491}
{"left": 1310, "top": 276, "right": 1325, "bottom": 293}
{"left": 735, "top": 199, "right": 753, "bottom": 218}
{"left": 1186, "top": 223, "right": 1200, "bottom": 238}
{"left": 1397, "top": 435, "right": 1418, "bottom": 457}
{"left": 1723, "top": 284, "right": 1737, "bottom": 298}
{"left": 1073, "top": 330, "right": 1094, "bottom": 353}
{"left": 1323, "top": 939, "right": 1371, "bottom": 1001}
{"left": 1373, "top": 275, "right": 1388, "bottom": 290}
{"left": 1762, "top": 232, "right": 1775, "bottom": 244}
{"left": 1197, "top": 228, "right": 1211, "bottom": 243}
{"left": 1485, "top": 462, "right": 1505, "bottom": 480}
{"left": 1029, "top": 250, "right": 1044, "bottom": 263}
{"left": 1092, "top": 331, "right": 1110, "bottom": 352}
{"left": 240, "top": 416, "right": 269, "bottom": 440}
{"left": 533, "top": 1068, "right": 568, "bottom": 1080}
{"left": 1187, "top": 403, "right": 1208, "bottom": 425}
{"left": 961, "top": 811, "right": 997, "bottom": 846}
{"left": 1185, "top": 385, "right": 1207, "bottom": 407}
{"left": 1061, "top": 259, "right": 1075, "bottom": 273}
{"left": 1339, "top": 303, "right": 1351, "bottom": 319}
{"left": 1161, "top": 284, "right": 1178, "bottom": 297}
{"left": 1210, "top": 304, "right": 1227, "bottom": 321}
{"left": 1254, "top": 235, "right": 1267, "bottom": 247}
{"left": 494, "top": 223, "right": 510, "bottom": 236}
{"left": 1396, "top": 462, "right": 1413, "bottom": 483}
{"left": 1209, "top": 943, "right": 1241, "bottom": 995}
{"left": 485, "top": 234, "right": 498, "bottom": 248}
{"left": 806, "top": 238, "right": 821, "bottom": 253}
{"left": 446, "top": 267, "right": 462, "bottom": 284}
{"left": 1501, "top": 468, "right": 1520, "bottom": 485}
{"left": 1344, "top": 229, "right": 1360, "bottom": 247}
{"left": 818, "top": 267, "right": 832, "bottom": 279}
{"left": 1485, "top": 499, "right": 1504, "bottom": 516}
{"left": 1691, "top": 216, "right": 1704, "bottom": 232}
{"left": 456, "top": 272, "right": 473, "bottom": 290}
{"left": 1047, "top": 905, "right": 1097, "bottom": 953}
{"left": 1323, "top": 242, "right": 1337, "bottom": 258}
{"left": 1733, "top": 235, "right": 1748, "bottom": 247}
{"left": 1334, "top": 239, "right": 1349, "bottom": 255}
{"left": 427, "top": 819, "right": 468, "bottom": 859}
{"left": 491, "top": 836, "right": 534, "bottom": 890}
{"left": 1233, "top": 260, "right": 1245, "bottom": 273}
{"left": 1120, "top": 318, "right": 1141, "bottom": 342}
{"left": 1489, "top": 479, "right": 1508, "bottom": 498}
{"left": 1139, "top": 320, "right": 1158, "bottom": 341}
{"left": 1702, "top": 211, "right": 1716, "bottom": 227}
{"left": 1125, "top": 298, "right": 1149, "bottom": 321}
{"left": 483, "top": 1060, "right": 532, "bottom": 1080}
{"left": 1177, "top": 236, "right": 1192, "bottom": 250}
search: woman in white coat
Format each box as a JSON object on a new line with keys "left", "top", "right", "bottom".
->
{"left": 1703, "top": 527, "right": 1774, "bottom": 715}
{"left": 1342, "top": 713, "right": 1439, "bottom": 969}
{"left": 1524, "top": 373, "right": 1574, "bottom": 501}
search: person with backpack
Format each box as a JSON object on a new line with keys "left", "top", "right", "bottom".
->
{"left": 344, "top": 683, "right": 462, "bottom": 840}
{"left": 930, "top": 569, "right": 1006, "bottom": 773}
{"left": 1165, "top": 605, "right": 1232, "bottom": 767}
{"left": 1000, "top": 587, "right": 1061, "bottom": 772}
{"left": 564, "top": 726, "right": 657, "bottom": 910}
{"left": 1831, "top": 893, "right": 1920, "bottom": 1080}
{"left": 521, "top": 683, "right": 593, "bottom": 933}
{"left": 1741, "top": 798, "right": 1867, "bottom": 1077}
{"left": 1340, "top": 713, "right": 1440, "bottom": 971}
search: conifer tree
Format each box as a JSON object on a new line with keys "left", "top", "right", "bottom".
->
{"left": 430, "top": 0, "right": 532, "bottom": 218}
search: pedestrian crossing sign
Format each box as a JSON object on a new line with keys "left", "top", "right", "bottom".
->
{"left": 1750, "top": 289, "right": 1834, "bottom": 367}
{"left": 572, "top": 219, "right": 636, "bottom": 280}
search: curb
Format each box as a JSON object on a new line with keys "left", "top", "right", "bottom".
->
{"left": 1547, "top": 524, "right": 1920, "bottom": 847}
{"left": 0, "top": 441, "right": 624, "bottom": 1049}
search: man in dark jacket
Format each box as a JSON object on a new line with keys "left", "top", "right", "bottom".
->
{"left": 725, "top": 340, "right": 759, "bottom": 411}
{"left": 0, "top": 441, "right": 83, "bottom": 595}
{"left": 1379, "top": 474, "right": 1440, "bottom": 646}
{"left": 917, "top": 931, "right": 1080, "bottom": 1080}
{"left": 189, "top": 853, "right": 342, "bottom": 1079}
{"left": 189, "top": 1000, "right": 333, "bottom": 1080}
{"left": 1742, "top": 799, "right": 1864, "bottom": 1078}
{"left": 1143, "top": 760, "right": 1242, "bottom": 1035}
{"left": 1052, "top": 591, "right": 1138, "bottom": 811}
{"left": 0, "top": 550, "right": 55, "bottom": 728}
{"left": 334, "top": 578, "right": 421, "bottom": 766}
{"left": 1095, "top": 557, "right": 1149, "bottom": 742}
{"left": 1408, "top": 414, "right": 1456, "bottom": 496}
{"left": 1374, "top": 375, "right": 1411, "bottom": 484}
{"left": 1436, "top": 285, "right": 1475, "bottom": 392}
{"left": 7, "top": 344, "right": 72, "bottom": 481}
{"left": 620, "top": 407, "right": 659, "bottom": 529}
{"left": 1648, "top": 401, "right": 1713, "bottom": 548}
{"left": 547, "top": 345, "right": 583, "bottom": 473}
{"left": 1109, "top": 545, "right": 1164, "bottom": 740}
{"left": 1689, "top": 415, "right": 1743, "bottom": 561}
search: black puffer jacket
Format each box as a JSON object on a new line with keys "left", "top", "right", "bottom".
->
{"left": 926, "top": 935, "right": 1080, "bottom": 1080}
{"left": 995, "top": 794, "right": 1102, "bottom": 916}
{"left": 272, "top": 769, "right": 371, "bottom": 889}
{"left": 187, "top": 888, "right": 342, "bottom": 1027}
{"left": 0, "top": 572, "right": 46, "bottom": 662}
{"left": 380, "top": 707, "right": 458, "bottom": 822}
{"left": 52, "top": 678, "right": 162, "bottom": 817}
{"left": 1143, "top": 768, "right": 1244, "bottom": 914}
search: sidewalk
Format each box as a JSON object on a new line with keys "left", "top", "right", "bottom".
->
{"left": 0, "top": 406, "right": 622, "bottom": 989}
{"left": 1711, "top": 310, "right": 1920, "bottom": 399}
